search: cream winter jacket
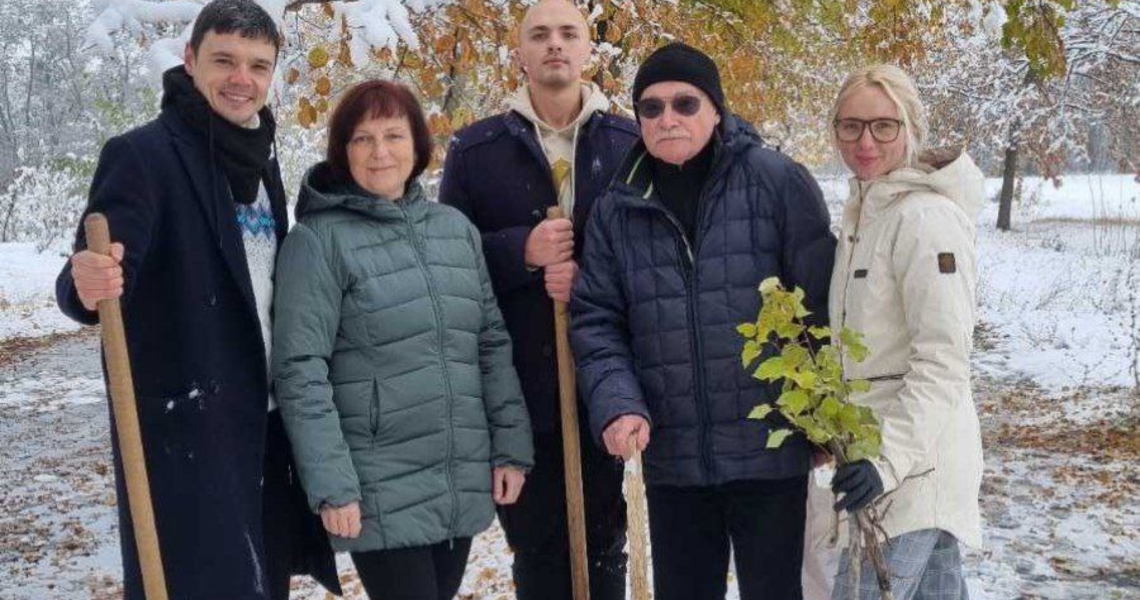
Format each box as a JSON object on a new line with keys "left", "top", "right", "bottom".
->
{"left": 823, "top": 148, "right": 985, "bottom": 550}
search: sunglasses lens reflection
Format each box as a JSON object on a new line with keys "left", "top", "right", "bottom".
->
{"left": 638, "top": 99, "right": 666, "bottom": 118}
{"left": 673, "top": 95, "right": 701, "bottom": 116}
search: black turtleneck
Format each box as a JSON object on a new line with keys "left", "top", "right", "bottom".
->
{"left": 651, "top": 138, "right": 716, "bottom": 241}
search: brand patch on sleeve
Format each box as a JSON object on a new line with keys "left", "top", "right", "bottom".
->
{"left": 938, "top": 253, "right": 957, "bottom": 274}
{"left": 853, "top": 269, "right": 869, "bottom": 279}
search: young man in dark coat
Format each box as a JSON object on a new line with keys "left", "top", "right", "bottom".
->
{"left": 438, "top": 1, "right": 638, "bottom": 597}
{"left": 571, "top": 43, "right": 838, "bottom": 600}
{"left": 55, "top": 1, "right": 339, "bottom": 598}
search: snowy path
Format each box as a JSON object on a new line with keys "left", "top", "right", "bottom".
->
{"left": 0, "top": 329, "right": 121, "bottom": 600}
{"left": 1, "top": 330, "right": 1137, "bottom": 600}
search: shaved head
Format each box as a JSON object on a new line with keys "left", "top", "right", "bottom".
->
{"left": 520, "top": 0, "right": 588, "bottom": 38}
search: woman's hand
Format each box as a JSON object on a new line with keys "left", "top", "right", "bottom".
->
{"left": 831, "top": 460, "right": 884, "bottom": 513}
{"left": 320, "top": 501, "right": 362, "bottom": 538}
{"left": 493, "top": 466, "right": 526, "bottom": 505}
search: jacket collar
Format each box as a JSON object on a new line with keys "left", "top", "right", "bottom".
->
{"left": 503, "top": 106, "right": 609, "bottom": 225}
{"left": 843, "top": 148, "right": 984, "bottom": 229}
{"left": 506, "top": 82, "right": 611, "bottom": 134}
{"left": 608, "top": 114, "right": 758, "bottom": 211}
{"left": 296, "top": 161, "right": 429, "bottom": 223}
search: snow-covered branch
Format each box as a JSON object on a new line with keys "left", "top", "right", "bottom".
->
{"left": 85, "top": 0, "right": 447, "bottom": 83}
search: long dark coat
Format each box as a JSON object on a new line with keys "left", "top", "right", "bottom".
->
{"left": 55, "top": 107, "right": 339, "bottom": 600}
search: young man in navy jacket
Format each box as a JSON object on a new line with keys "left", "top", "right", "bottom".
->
{"left": 439, "top": 1, "right": 638, "bottom": 597}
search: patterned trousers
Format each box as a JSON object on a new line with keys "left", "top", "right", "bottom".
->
{"left": 831, "top": 529, "right": 969, "bottom": 600}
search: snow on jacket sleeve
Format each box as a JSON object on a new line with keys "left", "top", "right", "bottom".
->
{"left": 56, "top": 135, "right": 159, "bottom": 326}
{"left": 271, "top": 223, "right": 362, "bottom": 513}
{"left": 469, "top": 224, "right": 535, "bottom": 470}
{"left": 439, "top": 139, "right": 538, "bottom": 296}
{"left": 570, "top": 200, "right": 651, "bottom": 445}
{"left": 776, "top": 161, "right": 836, "bottom": 329}
{"left": 873, "top": 202, "right": 976, "bottom": 494}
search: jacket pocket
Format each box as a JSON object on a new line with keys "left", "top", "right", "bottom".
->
{"left": 138, "top": 382, "right": 215, "bottom": 458}
{"left": 369, "top": 378, "right": 381, "bottom": 440}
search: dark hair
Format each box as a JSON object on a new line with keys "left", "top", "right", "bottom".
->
{"left": 189, "top": 0, "right": 282, "bottom": 56}
{"left": 326, "top": 80, "right": 433, "bottom": 186}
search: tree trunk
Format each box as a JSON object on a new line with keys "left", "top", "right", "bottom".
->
{"left": 996, "top": 119, "right": 1021, "bottom": 231}
{"left": 440, "top": 27, "right": 466, "bottom": 116}
{"left": 23, "top": 41, "right": 35, "bottom": 130}
{"left": 1, "top": 188, "right": 18, "bottom": 243}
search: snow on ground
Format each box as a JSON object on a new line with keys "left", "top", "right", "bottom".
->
{"left": 0, "top": 330, "right": 122, "bottom": 600}
{"left": 970, "top": 175, "right": 1139, "bottom": 391}
{"left": 975, "top": 218, "right": 1139, "bottom": 390}
{"left": 0, "top": 173, "right": 1137, "bottom": 599}
{"left": 0, "top": 243, "right": 80, "bottom": 342}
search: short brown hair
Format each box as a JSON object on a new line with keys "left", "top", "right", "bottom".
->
{"left": 326, "top": 80, "right": 433, "bottom": 186}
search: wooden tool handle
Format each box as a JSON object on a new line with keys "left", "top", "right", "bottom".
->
{"left": 626, "top": 445, "right": 651, "bottom": 600}
{"left": 546, "top": 206, "right": 590, "bottom": 600}
{"left": 85, "top": 214, "right": 169, "bottom": 600}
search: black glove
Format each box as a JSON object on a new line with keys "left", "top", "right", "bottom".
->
{"left": 831, "top": 460, "right": 884, "bottom": 513}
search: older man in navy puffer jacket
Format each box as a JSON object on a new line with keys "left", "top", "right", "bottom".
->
{"left": 570, "top": 43, "right": 836, "bottom": 600}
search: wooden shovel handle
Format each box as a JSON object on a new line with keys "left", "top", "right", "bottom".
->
{"left": 85, "top": 213, "right": 169, "bottom": 600}
{"left": 626, "top": 445, "right": 651, "bottom": 600}
{"left": 546, "top": 206, "right": 590, "bottom": 600}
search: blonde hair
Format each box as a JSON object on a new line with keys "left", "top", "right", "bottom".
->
{"left": 829, "top": 64, "right": 928, "bottom": 167}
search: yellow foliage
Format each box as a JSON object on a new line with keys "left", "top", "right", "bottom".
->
{"left": 277, "top": 0, "right": 1059, "bottom": 165}
{"left": 307, "top": 47, "right": 330, "bottom": 69}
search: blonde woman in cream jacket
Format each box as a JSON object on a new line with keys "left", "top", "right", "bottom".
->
{"left": 806, "top": 64, "right": 985, "bottom": 600}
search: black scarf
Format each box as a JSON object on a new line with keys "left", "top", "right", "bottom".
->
{"left": 161, "top": 66, "right": 274, "bottom": 205}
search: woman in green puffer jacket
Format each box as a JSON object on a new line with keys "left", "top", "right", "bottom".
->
{"left": 271, "top": 80, "right": 534, "bottom": 600}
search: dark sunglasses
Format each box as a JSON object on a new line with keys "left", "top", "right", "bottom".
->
{"left": 635, "top": 94, "right": 702, "bottom": 119}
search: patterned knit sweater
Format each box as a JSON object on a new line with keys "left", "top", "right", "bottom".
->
{"left": 235, "top": 182, "right": 278, "bottom": 411}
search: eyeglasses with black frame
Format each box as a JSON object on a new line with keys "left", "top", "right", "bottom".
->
{"left": 636, "top": 94, "right": 703, "bottom": 119}
{"left": 833, "top": 118, "right": 904, "bottom": 143}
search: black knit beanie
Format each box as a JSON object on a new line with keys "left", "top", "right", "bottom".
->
{"left": 632, "top": 42, "right": 726, "bottom": 120}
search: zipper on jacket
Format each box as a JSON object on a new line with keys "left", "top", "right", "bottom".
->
{"left": 398, "top": 204, "right": 460, "bottom": 541}
{"left": 628, "top": 147, "right": 729, "bottom": 484}
{"left": 656, "top": 205, "right": 716, "bottom": 484}
{"left": 685, "top": 165, "right": 730, "bottom": 485}
{"left": 838, "top": 185, "right": 865, "bottom": 379}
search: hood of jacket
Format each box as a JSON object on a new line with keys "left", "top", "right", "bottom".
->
{"left": 506, "top": 81, "right": 611, "bottom": 134}
{"left": 295, "top": 161, "right": 427, "bottom": 222}
{"left": 848, "top": 147, "right": 985, "bottom": 226}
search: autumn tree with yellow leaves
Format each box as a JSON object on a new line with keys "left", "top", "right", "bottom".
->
{"left": 284, "top": 0, "right": 980, "bottom": 166}
{"left": 87, "top": 0, "right": 1128, "bottom": 188}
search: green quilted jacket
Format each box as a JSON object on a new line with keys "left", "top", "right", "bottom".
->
{"left": 272, "top": 163, "right": 534, "bottom": 552}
